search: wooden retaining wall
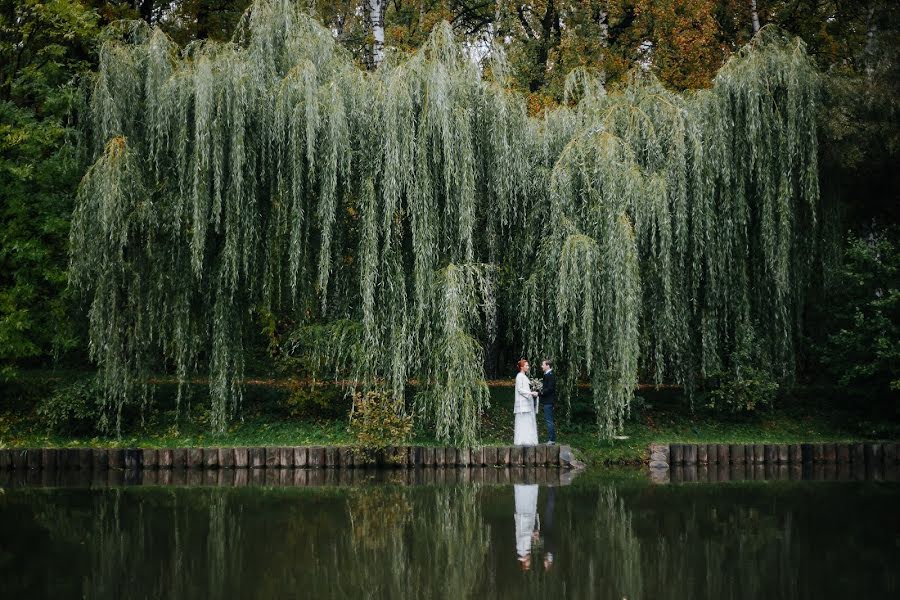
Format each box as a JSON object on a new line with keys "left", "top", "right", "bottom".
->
{"left": 649, "top": 442, "right": 899, "bottom": 470}
{"left": 0, "top": 444, "right": 583, "bottom": 471}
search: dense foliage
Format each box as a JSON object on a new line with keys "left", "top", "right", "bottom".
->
{"left": 69, "top": 0, "right": 822, "bottom": 442}
{"left": 1, "top": 1, "right": 896, "bottom": 442}
{"left": 0, "top": 0, "right": 100, "bottom": 378}
{"left": 820, "top": 229, "right": 899, "bottom": 393}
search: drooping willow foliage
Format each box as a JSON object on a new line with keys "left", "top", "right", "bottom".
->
{"left": 70, "top": 0, "right": 821, "bottom": 441}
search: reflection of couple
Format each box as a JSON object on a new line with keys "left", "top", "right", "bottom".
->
{"left": 514, "top": 484, "right": 556, "bottom": 571}
{"left": 513, "top": 359, "right": 556, "bottom": 446}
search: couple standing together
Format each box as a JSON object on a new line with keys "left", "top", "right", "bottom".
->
{"left": 513, "top": 359, "right": 556, "bottom": 446}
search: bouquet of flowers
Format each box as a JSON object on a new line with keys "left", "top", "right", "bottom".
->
{"left": 529, "top": 378, "right": 543, "bottom": 393}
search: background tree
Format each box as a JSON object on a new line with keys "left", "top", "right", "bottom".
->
{"left": 819, "top": 230, "right": 899, "bottom": 394}
{"left": 0, "top": 0, "right": 100, "bottom": 378}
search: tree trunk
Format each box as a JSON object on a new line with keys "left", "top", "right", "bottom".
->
{"left": 749, "top": 0, "right": 761, "bottom": 34}
{"left": 369, "top": 0, "right": 386, "bottom": 68}
{"left": 528, "top": 0, "right": 560, "bottom": 93}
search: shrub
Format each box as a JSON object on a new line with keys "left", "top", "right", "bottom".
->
{"left": 349, "top": 390, "right": 412, "bottom": 453}
{"left": 705, "top": 329, "right": 780, "bottom": 414}
{"left": 36, "top": 377, "right": 102, "bottom": 436}
{"left": 706, "top": 369, "right": 779, "bottom": 414}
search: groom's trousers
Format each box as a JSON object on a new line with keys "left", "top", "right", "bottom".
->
{"left": 543, "top": 404, "right": 556, "bottom": 443}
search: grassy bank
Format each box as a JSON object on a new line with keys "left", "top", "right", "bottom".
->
{"left": 1, "top": 373, "right": 897, "bottom": 465}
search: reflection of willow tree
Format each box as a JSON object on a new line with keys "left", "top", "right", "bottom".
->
{"left": 5, "top": 483, "right": 899, "bottom": 599}
{"left": 596, "top": 488, "right": 644, "bottom": 600}
{"left": 15, "top": 485, "right": 488, "bottom": 599}
{"left": 20, "top": 488, "right": 247, "bottom": 599}
{"left": 559, "top": 487, "right": 644, "bottom": 600}
{"left": 72, "top": 0, "right": 821, "bottom": 441}
{"left": 83, "top": 489, "right": 245, "bottom": 599}
{"left": 337, "top": 485, "right": 490, "bottom": 599}
{"left": 645, "top": 502, "right": 795, "bottom": 599}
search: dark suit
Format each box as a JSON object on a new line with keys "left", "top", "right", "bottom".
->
{"left": 539, "top": 370, "right": 556, "bottom": 443}
{"left": 540, "top": 371, "right": 556, "bottom": 406}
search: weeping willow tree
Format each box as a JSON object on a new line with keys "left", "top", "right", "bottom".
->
{"left": 70, "top": 0, "right": 821, "bottom": 441}
{"left": 521, "top": 28, "right": 820, "bottom": 435}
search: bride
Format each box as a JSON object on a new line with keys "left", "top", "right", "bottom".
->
{"left": 514, "top": 359, "right": 539, "bottom": 446}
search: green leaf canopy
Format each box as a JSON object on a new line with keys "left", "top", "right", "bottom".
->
{"left": 71, "top": 0, "right": 820, "bottom": 442}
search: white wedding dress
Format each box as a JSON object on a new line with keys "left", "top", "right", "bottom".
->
{"left": 513, "top": 372, "right": 539, "bottom": 446}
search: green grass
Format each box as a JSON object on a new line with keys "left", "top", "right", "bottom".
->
{"left": 1, "top": 374, "right": 897, "bottom": 466}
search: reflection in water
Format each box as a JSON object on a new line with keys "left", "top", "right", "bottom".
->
{"left": 514, "top": 484, "right": 539, "bottom": 569}
{"left": 542, "top": 487, "right": 555, "bottom": 571}
{"left": 513, "top": 486, "right": 561, "bottom": 575}
{"left": 0, "top": 477, "right": 897, "bottom": 599}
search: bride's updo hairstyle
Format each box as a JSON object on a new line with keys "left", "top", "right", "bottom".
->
{"left": 517, "top": 359, "right": 528, "bottom": 371}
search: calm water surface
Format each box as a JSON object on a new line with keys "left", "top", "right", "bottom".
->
{"left": 1, "top": 469, "right": 897, "bottom": 599}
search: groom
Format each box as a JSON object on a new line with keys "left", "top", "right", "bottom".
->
{"left": 538, "top": 359, "right": 556, "bottom": 445}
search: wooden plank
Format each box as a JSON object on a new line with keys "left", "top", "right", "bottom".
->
{"left": 203, "top": 448, "right": 219, "bottom": 469}
{"left": 158, "top": 448, "right": 173, "bottom": 469}
{"left": 186, "top": 448, "right": 203, "bottom": 469}
{"left": 850, "top": 443, "right": 864, "bottom": 465}
{"left": 408, "top": 446, "right": 422, "bottom": 466}
{"left": 108, "top": 448, "right": 125, "bottom": 470}
{"left": 535, "top": 445, "right": 547, "bottom": 466}
{"left": 143, "top": 449, "right": 159, "bottom": 469}
{"left": 265, "top": 447, "right": 279, "bottom": 468}
{"left": 716, "top": 444, "right": 730, "bottom": 465}
{"left": 546, "top": 444, "right": 560, "bottom": 466}
{"left": 219, "top": 448, "right": 235, "bottom": 468}
{"left": 233, "top": 447, "right": 248, "bottom": 468}
{"left": 696, "top": 444, "right": 708, "bottom": 464}
{"left": 292, "top": 447, "right": 307, "bottom": 468}
{"left": 670, "top": 444, "right": 683, "bottom": 465}
{"left": 752, "top": 444, "right": 766, "bottom": 464}
{"left": 883, "top": 442, "right": 897, "bottom": 464}
{"left": 510, "top": 446, "right": 524, "bottom": 466}
{"left": 864, "top": 443, "right": 882, "bottom": 467}
{"left": 813, "top": 444, "right": 825, "bottom": 463}
{"left": 339, "top": 446, "right": 355, "bottom": 468}
{"left": 26, "top": 448, "right": 42, "bottom": 470}
{"left": 776, "top": 444, "right": 789, "bottom": 464}
{"left": 170, "top": 448, "right": 187, "bottom": 469}
{"left": 836, "top": 444, "right": 850, "bottom": 464}
{"left": 308, "top": 446, "right": 325, "bottom": 468}
{"left": 801, "top": 444, "right": 814, "bottom": 463}
{"left": 684, "top": 445, "right": 697, "bottom": 465}
{"left": 249, "top": 447, "right": 266, "bottom": 468}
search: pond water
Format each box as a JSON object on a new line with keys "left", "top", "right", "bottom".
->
{"left": 1, "top": 469, "right": 897, "bottom": 599}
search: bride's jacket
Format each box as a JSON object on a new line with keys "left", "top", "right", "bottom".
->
{"left": 514, "top": 372, "right": 534, "bottom": 414}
